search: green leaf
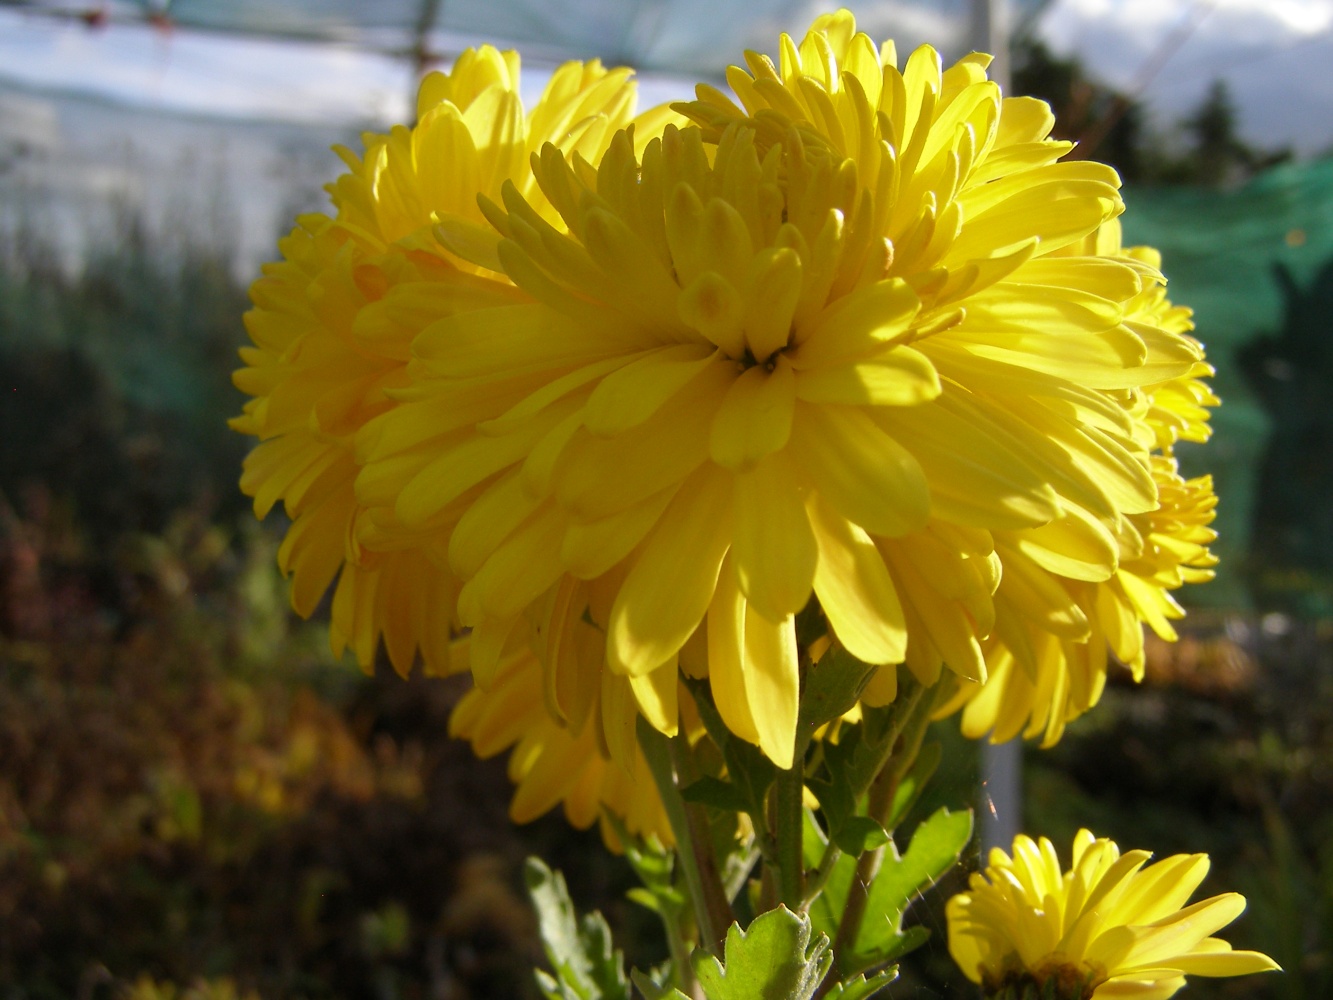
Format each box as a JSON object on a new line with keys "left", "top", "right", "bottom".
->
{"left": 831, "top": 816, "right": 891, "bottom": 856}
{"left": 604, "top": 814, "right": 686, "bottom": 916}
{"left": 848, "top": 807, "right": 973, "bottom": 972}
{"left": 681, "top": 776, "right": 751, "bottom": 813}
{"left": 526, "top": 857, "right": 631, "bottom": 1000}
{"left": 885, "top": 741, "right": 941, "bottom": 832}
{"left": 625, "top": 888, "right": 664, "bottom": 914}
{"left": 606, "top": 814, "right": 674, "bottom": 890}
{"left": 797, "top": 645, "right": 879, "bottom": 733}
{"left": 871, "top": 925, "right": 930, "bottom": 966}
{"left": 807, "top": 723, "right": 895, "bottom": 859}
{"left": 693, "top": 907, "right": 833, "bottom": 1000}
{"left": 631, "top": 968, "right": 691, "bottom": 1000}
{"left": 821, "top": 966, "right": 899, "bottom": 1000}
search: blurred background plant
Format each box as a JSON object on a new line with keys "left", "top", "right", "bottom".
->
{"left": 0, "top": 194, "right": 658, "bottom": 998}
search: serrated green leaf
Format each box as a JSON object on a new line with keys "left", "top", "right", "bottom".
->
{"left": 681, "top": 776, "right": 751, "bottom": 813}
{"left": 885, "top": 741, "right": 941, "bottom": 832}
{"left": 806, "top": 735, "right": 859, "bottom": 845}
{"left": 831, "top": 815, "right": 891, "bottom": 856}
{"left": 821, "top": 965, "right": 899, "bottom": 1000}
{"left": 526, "top": 857, "right": 631, "bottom": 1000}
{"left": 797, "top": 645, "right": 879, "bottom": 733}
{"left": 631, "top": 968, "right": 691, "bottom": 1000}
{"left": 720, "top": 735, "right": 778, "bottom": 819}
{"left": 848, "top": 807, "right": 972, "bottom": 970}
{"left": 803, "top": 810, "right": 858, "bottom": 945}
{"left": 693, "top": 907, "right": 833, "bottom": 1000}
{"left": 807, "top": 722, "right": 898, "bottom": 858}
{"left": 872, "top": 925, "right": 930, "bottom": 966}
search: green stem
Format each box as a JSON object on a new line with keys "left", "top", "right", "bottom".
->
{"left": 667, "top": 731, "right": 737, "bottom": 947}
{"left": 638, "top": 718, "right": 734, "bottom": 955}
{"left": 773, "top": 760, "right": 806, "bottom": 909}
{"left": 661, "top": 903, "right": 696, "bottom": 999}
{"left": 830, "top": 836, "right": 886, "bottom": 982}
{"left": 681, "top": 677, "right": 786, "bottom": 879}
{"left": 829, "top": 678, "right": 938, "bottom": 977}
{"left": 759, "top": 863, "right": 778, "bottom": 914}
{"left": 802, "top": 837, "right": 842, "bottom": 912}
{"left": 869, "top": 681, "right": 938, "bottom": 830}
{"left": 855, "top": 677, "right": 926, "bottom": 804}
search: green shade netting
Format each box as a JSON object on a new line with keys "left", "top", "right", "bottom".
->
{"left": 1122, "top": 157, "right": 1333, "bottom": 611}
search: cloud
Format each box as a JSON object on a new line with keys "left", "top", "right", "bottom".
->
{"left": 1037, "top": 0, "right": 1333, "bottom": 153}
{"left": 0, "top": 9, "right": 411, "bottom": 124}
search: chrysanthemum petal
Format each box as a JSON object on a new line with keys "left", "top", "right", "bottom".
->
{"left": 1169, "top": 949, "right": 1281, "bottom": 977}
{"left": 707, "top": 556, "right": 763, "bottom": 744}
{"left": 794, "top": 344, "right": 941, "bottom": 406}
{"left": 790, "top": 402, "right": 929, "bottom": 537}
{"left": 742, "top": 608, "right": 800, "bottom": 768}
{"left": 629, "top": 658, "right": 680, "bottom": 736}
{"left": 710, "top": 359, "right": 798, "bottom": 470}
{"left": 732, "top": 452, "right": 818, "bottom": 619}
{"left": 807, "top": 494, "right": 907, "bottom": 664}
{"left": 583, "top": 344, "right": 721, "bottom": 436}
{"left": 562, "top": 485, "right": 680, "bottom": 580}
{"left": 608, "top": 466, "right": 733, "bottom": 675}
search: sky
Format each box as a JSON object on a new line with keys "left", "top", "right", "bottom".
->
{"left": 1039, "top": 0, "right": 1333, "bottom": 154}
{"left": 1, "top": 0, "right": 1332, "bottom": 154}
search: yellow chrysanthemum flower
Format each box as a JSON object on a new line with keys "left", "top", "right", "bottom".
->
{"left": 357, "top": 11, "right": 1196, "bottom": 768}
{"left": 232, "top": 48, "right": 651, "bottom": 675}
{"left": 449, "top": 651, "right": 672, "bottom": 848}
{"left": 232, "top": 216, "right": 481, "bottom": 674}
{"left": 947, "top": 829, "right": 1279, "bottom": 1000}
{"left": 1117, "top": 245, "right": 1217, "bottom": 452}
{"left": 938, "top": 227, "right": 1218, "bottom": 746}
{"left": 947, "top": 456, "right": 1218, "bottom": 745}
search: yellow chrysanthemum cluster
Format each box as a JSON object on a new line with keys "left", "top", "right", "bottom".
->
{"left": 233, "top": 10, "right": 1221, "bottom": 835}
{"left": 947, "top": 830, "right": 1278, "bottom": 999}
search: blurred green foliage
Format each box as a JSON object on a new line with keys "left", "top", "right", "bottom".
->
{"left": 0, "top": 210, "right": 649, "bottom": 999}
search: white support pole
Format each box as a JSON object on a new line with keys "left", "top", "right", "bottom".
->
{"left": 979, "top": 737, "right": 1022, "bottom": 855}
{"left": 969, "top": 0, "right": 1020, "bottom": 859}
{"left": 969, "top": 0, "right": 1011, "bottom": 88}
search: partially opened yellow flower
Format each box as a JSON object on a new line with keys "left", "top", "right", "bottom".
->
{"left": 947, "top": 829, "right": 1279, "bottom": 1000}
{"left": 232, "top": 48, "right": 652, "bottom": 675}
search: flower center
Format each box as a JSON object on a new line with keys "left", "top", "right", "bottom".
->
{"left": 736, "top": 342, "right": 791, "bottom": 373}
{"left": 982, "top": 958, "right": 1105, "bottom": 1000}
